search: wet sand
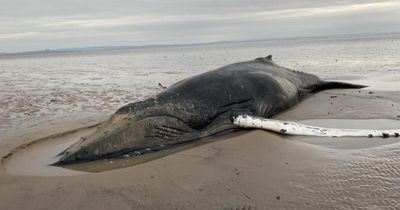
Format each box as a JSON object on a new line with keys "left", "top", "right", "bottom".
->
{"left": 1, "top": 89, "right": 400, "bottom": 209}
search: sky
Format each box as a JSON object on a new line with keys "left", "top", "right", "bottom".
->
{"left": 1, "top": 0, "right": 400, "bottom": 53}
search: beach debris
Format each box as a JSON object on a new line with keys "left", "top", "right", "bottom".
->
{"left": 234, "top": 168, "right": 240, "bottom": 175}
{"left": 158, "top": 83, "right": 167, "bottom": 89}
{"left": 233, "top": 114, "right": 400, "bottom": 138}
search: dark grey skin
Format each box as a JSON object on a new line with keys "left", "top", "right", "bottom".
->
{"left": 56, "top": 55, "right": 366, "bottom": 164}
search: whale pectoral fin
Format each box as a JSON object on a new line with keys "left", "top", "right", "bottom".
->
{"left": 232, "top": 114, "right": 400, "bottom": 138}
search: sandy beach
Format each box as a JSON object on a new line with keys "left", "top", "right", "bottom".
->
{"left": 2, "top": 0, "right": 400, "bottom": 207}
{"left": 1, "top": 87, "right": 400, "bottom": 209}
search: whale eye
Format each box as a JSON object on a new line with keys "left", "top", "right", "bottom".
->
{"left": 229, "top": 113, "right": 239, "bottom": 122}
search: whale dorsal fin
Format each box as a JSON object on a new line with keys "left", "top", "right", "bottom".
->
{"left": 255, "top": 55, "right": 273, "bottom": 63}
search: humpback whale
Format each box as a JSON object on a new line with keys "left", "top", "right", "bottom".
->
{"left": 56, "top": 55, "right": 367, "bottom": 165}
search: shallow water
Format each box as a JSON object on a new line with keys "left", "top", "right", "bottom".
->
{"left": 2, "top": 126, "right": 95, "bottom": 176}
{"left": 1, "top": 33, "right": 400, "bottom": 134}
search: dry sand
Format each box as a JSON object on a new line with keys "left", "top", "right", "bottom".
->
{"left": 1, "top": 89, "right": 400, "bottom": 209}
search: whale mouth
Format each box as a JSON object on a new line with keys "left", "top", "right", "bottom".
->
{"left": 55, "top": 106, "right": 241, "bottom": 165}
{"left": 53, "top": 113, "right": 198, "bottom": 165}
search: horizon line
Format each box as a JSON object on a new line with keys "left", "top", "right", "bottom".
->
{"left": 1, "top": 31, "right": 399, "bottom": 56}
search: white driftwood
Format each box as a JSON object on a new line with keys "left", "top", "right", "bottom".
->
{"left": 232, "top": 114, "right": 400, "bottom": 138}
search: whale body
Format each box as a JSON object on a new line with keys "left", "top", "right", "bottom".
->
{"left": 56, "top": 55, "right": 366, "bottom": 164}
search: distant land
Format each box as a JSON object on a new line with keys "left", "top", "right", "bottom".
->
{"left": 0, "top": 40, "right": 252, "bottom": 57}
{"left": 1, "top": 32, "right": 399, "bottom": 57}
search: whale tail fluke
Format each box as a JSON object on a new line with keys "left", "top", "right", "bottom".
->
{"left": 313, "top": 81, "right": 367, "bottom": 92}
